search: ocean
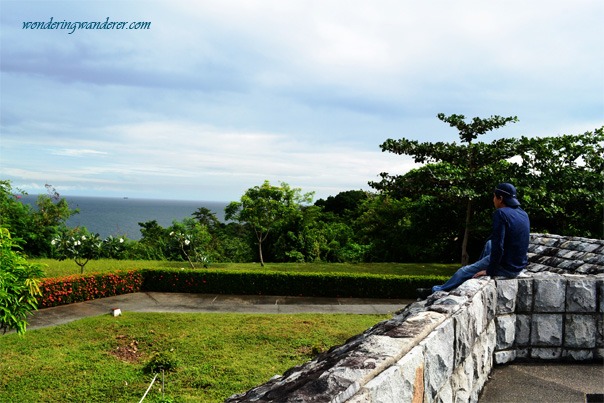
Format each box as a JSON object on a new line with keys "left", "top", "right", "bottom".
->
{"left": 20, "top": 195, "right": 229, "bottom": 240}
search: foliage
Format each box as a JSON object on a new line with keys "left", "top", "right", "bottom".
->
{"left": 52, "top": 227, "right": 104, "bottom": 273}
{"left": 514, "top": 127, "right": 604, "bottom": 238}
{"left": 38, "top": 270, "right": 143, "bottom": 308}
{"left": 144, "top": 351, "right": 180, "bottom": 374}
{"left": 168, "top": 218, "right": 212, "bottom": 268}
{"left": 141, "top": 268, "right": 444, "bottom": 299}
{"left": 0, "top": 227, "right": 44, "bottom": 334}
{"left": 371, "top": 113, "right": 520, "bottom": 265}
{"left": 0, "top": 181, "right": 77, "bottom": 257}
{"left": 225, "top": 180, "right": 314, "bottom": 266}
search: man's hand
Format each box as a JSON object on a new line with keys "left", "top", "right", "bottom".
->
{"left": 473, "top": 270, "right": 487, "bottom": 278}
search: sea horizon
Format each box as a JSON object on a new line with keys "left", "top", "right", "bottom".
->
{"left": 19, "top": 194, "right": 230, "bottom": 240}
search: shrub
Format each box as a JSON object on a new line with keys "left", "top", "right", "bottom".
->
{"left": 0, "top": 227, "right": 44, "bottom": 334}
{"left": 38, "top": 270, "right": 143, "bottom": 308}
{"left": 141, "top": 268, "right": 444, "bottom": 299}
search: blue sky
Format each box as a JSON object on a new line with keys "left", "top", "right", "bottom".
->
{"left": 1, "top": 1, "right": 602, "bottom": 202}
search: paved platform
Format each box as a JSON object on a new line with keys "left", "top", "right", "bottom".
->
{"left": 480, "top": 362, "right": 604, "bottom": 402}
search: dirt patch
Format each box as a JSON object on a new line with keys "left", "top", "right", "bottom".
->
{"left": 109, "top": 334, "right": 145, "bottom": 363}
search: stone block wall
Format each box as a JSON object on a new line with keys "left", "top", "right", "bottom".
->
{"left": 495, "top": 234, "right": 604, "bottom": 363}
{"left": 227, "top": 234, "right": 603, "bottom": 402}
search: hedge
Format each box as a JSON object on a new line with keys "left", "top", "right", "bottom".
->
{"left": 38, "top": 270, "right": 144, "bottom": 308}
{"left": 141, "top": 269, "right": 444, "bottom": 299}
{"left": 37, "top": 268, "right": 448, "bottom": 309}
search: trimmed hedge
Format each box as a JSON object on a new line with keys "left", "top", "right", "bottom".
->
{"left": 39, "top": 270, "right": 144, "bottom": 308}
{"left": 141, "top": 269, "right": 445, "bottom": 299}
{"left": 36, "top": 268, "right": 448, "bottom": 309}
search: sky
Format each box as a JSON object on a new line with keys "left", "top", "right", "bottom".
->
{"left": 1, "top": 1, "right": 603, "bottom": 202}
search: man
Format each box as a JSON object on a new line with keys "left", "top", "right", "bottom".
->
{"left": 417, "top": 183, "right": 530, "bottom": 298}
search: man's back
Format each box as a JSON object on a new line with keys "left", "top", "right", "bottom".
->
{"left": 489, "top": 206, "right": 530, "bottom": 274}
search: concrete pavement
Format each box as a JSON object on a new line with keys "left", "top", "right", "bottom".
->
{"left": 480, "top": 362, "right": 604, "bottom": 402}
{"left": 25, "top": 292, "right": 413, "bottom": 330}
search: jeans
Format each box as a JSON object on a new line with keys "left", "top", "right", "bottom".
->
{"left": 432, "top": 240, "right": 503, "bottom": 293}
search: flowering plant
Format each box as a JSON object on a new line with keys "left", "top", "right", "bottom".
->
{"left": 52, "top": 227, "right": 103, "bottom": 273}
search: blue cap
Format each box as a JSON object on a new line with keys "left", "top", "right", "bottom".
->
{"left": 495, "top": 183, "right": 520, "bottom": 206}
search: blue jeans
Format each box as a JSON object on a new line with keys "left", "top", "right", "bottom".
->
{"left": 432, "top": 240, "right": 492, "bottom": 292}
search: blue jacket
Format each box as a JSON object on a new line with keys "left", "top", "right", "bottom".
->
{"left": 487, "top": 206, "right": 530, "bottom": 276}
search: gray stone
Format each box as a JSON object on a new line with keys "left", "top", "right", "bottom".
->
{"left": 598, "top": 277, "right": 604, "bottom": 313}
{"left": 494, "top": 350, "right": 517, "bottom": 364}
{"left": 565, "top": 275, "right": 597, "bottom": 312}
{"left": 434, "top": 379, "right": 453, "bottom": 403}
{"left": 357, "top": 366, "right": 404, "bottom": 402}
{"left": 598, "top": 313, "right": 604, "bottom": 348}
{"left": 421, "top": 319, "right": 455, "bottom": 401}
{"left": 531, "top": 314, "right": 563, "bottom": 346}
{"left": 533, "top": 273, "right": 566, "bottom": 312}
{"left": 516, "top": 277, "right": 533, "bottom": 312}
{"left": 564, "top": 314, "right": 596, "bottom": 348}
{"left": 495, "top": 314, "right": 516, "bottom": 350}
{"left": 496, "top": 278, "right": 518, "bottom": 314}
{"left": 531, "top": 347, "right": 562, "bottom": 359}
{"left": 451, "top": 354, "right": 473, "bottom": 403}
{"left": 396, "top": 345, "right": 424, "bottom": 403}
{"left": 484, "top": 282, "right": 497, "bottom": 324}
{"left": 562, "top": 349, "right": 594, "bottom": 361}
{"left": 453, "top": 307, "right": 475, "bottom": 368}
{"left": 514, "top": 314, "right": 531, "bottom": 347}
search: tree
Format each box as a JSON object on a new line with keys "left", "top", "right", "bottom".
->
{"left": 0, "top": 227, "right": 44, "bottom": 334}
{"left": 225, "top": 181, "right": 314, "bottom": 266}
{"left": 514, "top": 128, "right": 604, "bottom": 238}
{"left": 0, "top": 181, "right": 77, "bottom": 257}
{"left": 371, "top": 113, "right": 520, "bottom": 265}
{"left": 52, "top": 227, "right": 103, "bottom": 274}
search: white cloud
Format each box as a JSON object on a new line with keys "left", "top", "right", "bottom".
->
{"left": 1, "top": 0, "right": 602, "bottom": 201}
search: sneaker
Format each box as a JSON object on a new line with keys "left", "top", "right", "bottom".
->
{"left": 416, "top": 288, "right": 432, "bottom": 299}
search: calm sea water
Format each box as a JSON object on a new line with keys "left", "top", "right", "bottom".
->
{"left": 20, "top": 195, "right": 229, "bottom": 240}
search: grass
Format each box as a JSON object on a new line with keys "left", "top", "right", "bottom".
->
{"left": 8, "top": 259, "right": 455, "bottom": 401}
{"left": 0, "top": 312, "right": 388, "bottom": 402}
{"left": 31, "top": 259, "right": 459, "bottom": 279}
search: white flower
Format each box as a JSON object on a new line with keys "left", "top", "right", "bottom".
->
{"left": 119, "top": 238, "right": 124, "bottom": 243}
{"left": 184, "top": 239, "right": 191, "bottom": 245}
{"left": 169, "top": 231, "right": 175, "bottom": 236}
{"left": 75, "top": 240, "right": 81, "bottom": 246}
{"left": 81, "top": 235, "right": 86, "bottom": 240}
{"left": 51, "top": 239, "right": 56, "bottom": 245}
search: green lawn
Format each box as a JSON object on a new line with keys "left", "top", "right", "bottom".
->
{"left": 0, "top": 312, "right": 388, "bottom": 402}
{"left": 7, "top": 260, "right": 456, "bottom": 401}
{"left": 31, "top": 259, "right": 458, "bottom": 279}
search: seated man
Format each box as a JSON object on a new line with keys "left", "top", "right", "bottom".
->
{"left": 417, "top": 183, "right": 530, "bottom": 298}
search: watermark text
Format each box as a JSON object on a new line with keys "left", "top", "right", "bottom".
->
{"left": 22, "top": 17, "right": 151, "bottom": 34}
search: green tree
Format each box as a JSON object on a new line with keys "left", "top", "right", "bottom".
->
{"left": 0, "top": 227, "right": 44, "bottom": 334}
{"left": 52, "top": 227, "right": 103, "bottom": 274}
{"left": 371, "top": 113, "right": 520, "bottom": 265}
{"left": 515, "top": 128, "right": 604, "bottom": 238}
{"left": 168, "top": 218, "right": 212, "bottom": 268}
{"left": 225, "top": 180, "right": 314, "bottom": 266}
{"left": 0, "top": 181, "right": 77, "bottom": 257}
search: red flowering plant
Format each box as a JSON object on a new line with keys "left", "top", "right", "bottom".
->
{"left": 38, "top": 270, "right": 144, "bottom": 308}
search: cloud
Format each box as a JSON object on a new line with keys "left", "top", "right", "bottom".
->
{"left": 51, "top": 149, "right": 108, "bottom": 157}
{"left": 1, "top": 0, "right": 602, "bottom": 202}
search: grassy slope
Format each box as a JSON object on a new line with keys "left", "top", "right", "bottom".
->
{"left": 0, "top": 312, "right": 388, "bottom": 402}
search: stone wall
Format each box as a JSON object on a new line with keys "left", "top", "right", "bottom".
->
{"left": 226, "top": 234, "right": 603, "bottom": 403}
